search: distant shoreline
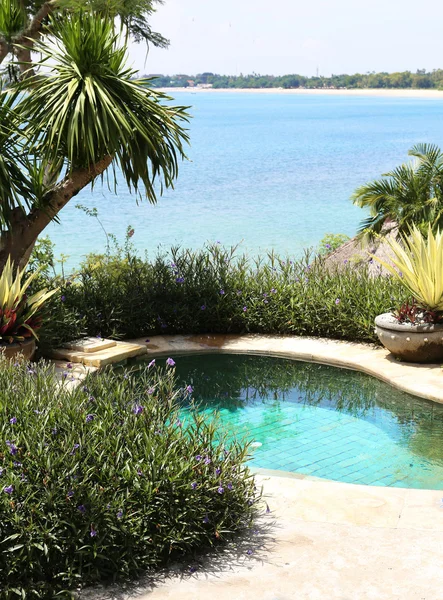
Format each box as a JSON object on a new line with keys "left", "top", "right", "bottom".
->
{"left": 157, "top": 87, "right": 443, "bottom": 98}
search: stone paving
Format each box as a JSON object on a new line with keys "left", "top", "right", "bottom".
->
{"left": 64, "top": 334, "right": 443, "bottom": 600}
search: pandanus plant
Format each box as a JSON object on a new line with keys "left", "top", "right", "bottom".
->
{"left": 0, "top": 257, "right": 57, "bottom": 342}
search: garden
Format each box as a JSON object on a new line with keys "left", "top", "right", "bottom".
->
{"left": 1, "top": 1, "right": 443, "bottom": 598}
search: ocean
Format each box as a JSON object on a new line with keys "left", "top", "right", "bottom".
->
{"left": 45, "top": 91, "right": 443, "bottom": 270}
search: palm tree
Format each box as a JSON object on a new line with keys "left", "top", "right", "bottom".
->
{"left": 0, "top": 13, "right": 189, "bottom": 271}
{"left": 352, "top": 143, "right": 443, "bottom": 237}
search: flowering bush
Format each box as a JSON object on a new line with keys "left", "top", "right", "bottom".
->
{"left": 0, "top": 358, "right": 259, "bottom": 597}
{"left": 34, "top": 242, "right": 408, "bottom": 350}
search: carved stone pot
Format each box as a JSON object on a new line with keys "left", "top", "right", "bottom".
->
{"left": 375, "top": 313, "right": 443, "bottom": 363}
{"left": 0, "top": 339, "right": 36, "bottom": 361}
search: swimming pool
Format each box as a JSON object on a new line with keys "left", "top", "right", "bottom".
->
{"left": 170, "top": 354, "right": 443, "bottom": 490}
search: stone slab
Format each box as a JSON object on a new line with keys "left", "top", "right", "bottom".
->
{"left": 51, "top": 341, "right": 147, "bottom": 367}
{"left": 61, "top": 337, "right": 117, "bottom": 353}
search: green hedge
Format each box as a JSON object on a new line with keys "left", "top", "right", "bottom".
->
{"left": 33, "top": 242, "right": 407, "bottom": 351}
{"left": 0, "top": 358, "right": 259, "bottom": 597}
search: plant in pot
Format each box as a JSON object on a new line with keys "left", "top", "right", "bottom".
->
{"left": 373, "top": 225, "right": 443, "bottom": 363}
{"left": 0, "top": 257, "right": 58, "bottom": 360}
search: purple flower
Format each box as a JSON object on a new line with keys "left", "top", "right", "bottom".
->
{"left": 219, "top": 289, "right": 225, "bottom": 295}
{"left": 13, "top": 462, "right": 22, "bottom": 468}
{"left": 133, "top": 405, "right": 144, "bottom": 415}
{"left": 335, "top": 298, "right": 340, "bottom": 305}
{"left": 270, "top": 288, "right": 277, "bottom": 294}
{"left": 61, "top": 295, "right": 66, "bottom": 302}
{"left": 204, "top": 457, "right": 211, "bottom": 465}
{"left": 186, "top": 385, "right": 193, "bottom": 394}
{"left": 148, "top": 359, "right": 155, "bottom": 368}
{"left": 52, "top": 428, "right": 58, "bottom": 436}
{"left": 147, "top": 387, "right": 155, "bottom": 395}
{"left": 77, "top": 505, "right": 86, "bottom": 514}
{"left": 265, "top": 503, "right": 271, "bottom": 514}
{"left": 86, "top": 414, "right": 94, "bottom": 423}
{"left": 6, "top": 441, "right": 17, "bottom": 455}
{"left": 3, "top": 485, "right": 13, "bottom": 494}
{"left": 70, "top": 443, "right": 80, "bottom": 455}
{"left": 344, "top": 259, "right": 348, "bottom": 264}
{"left": 215, "top": 467, "right": 221, "bottom": 476}
{"left": 176, "top": 418, "right": 182, "bottom": 427}
{"left": 191, "top": 482, "right": 198, "bottom": 490}
{"left": 189, "top": 566, "right": 197, "bottom": 574}
{"left": 247, "top": 549, "right": 253, "bottom": 555}
{"left": 227, "top": 482, "right": 233, "bottom": 490}
{"left": 325, "top": 243, "right": 331, "bottom": 249}
{"left": 243, "top": 306, "right": 247, "bottom": 312}
{"left": 66, "top": 363, "right": 73, "bottom": 369}
{"left": 237, "top": 290, "right": 242, "bottom": 295}
{"left": 9, "top": 417, "right": 17, "bottom": 424}
{"left": 203, "top": 514, "right": 209, "bottom": 524}
{"left": 145, "top": 339, "right": 150, "bottom": 343}
{"left": 67, "top": 490, "right": 74, "bottom": 498}
{"left": 117, "top": 509, "right": 123, "bottom": 519}
{"left": 0, "top": 468, "right": 4, "bottom": 477}
{"left": 195, "top": 455, "right": 202, "bottom": 462}
{"left": 176, "top": 276, "right": 185, "bottom": 283}
{"left": 217, "top": 486, "right": 224, "bottom": 494}
{"left": 200, "top": 304, "right": 206, "bottom": 310}
{"left": 166, "top": 357, "right": 175, "bottom": 367}
{"left": 90, "top": 527, "right": 97, "bottom": 537}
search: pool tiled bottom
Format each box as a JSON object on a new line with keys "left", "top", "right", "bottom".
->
{"left": 176, "top": 354, "right": 443, "bottom": 490}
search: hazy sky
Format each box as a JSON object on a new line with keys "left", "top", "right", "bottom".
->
{"left": 127, "top": 0, "right": 443, "bottom": 76}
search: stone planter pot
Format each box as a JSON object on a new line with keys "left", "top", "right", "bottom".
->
{"left": 375, "top": 313, "right": 443, "bottom": 363}
{"left": 0, "top": 338, "right": 36, "bottom": 361}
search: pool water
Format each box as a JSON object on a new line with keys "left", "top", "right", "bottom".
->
{"left": 172, "top": 354, "right": 443, "bottom": 490}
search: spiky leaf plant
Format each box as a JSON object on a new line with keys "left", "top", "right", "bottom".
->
{"left": 372, "top": 225, "right": 443, "bottom": 313}
{"left": 0, "top": 257, "right": 57, "bottom": 342}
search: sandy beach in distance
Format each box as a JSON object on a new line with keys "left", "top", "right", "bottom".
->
{"left": 158, "top": 87, "right": 443, "bottom": 98}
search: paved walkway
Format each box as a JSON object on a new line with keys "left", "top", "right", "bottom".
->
{"left": 75, "top": 334, "right": 443, "bottom": 600}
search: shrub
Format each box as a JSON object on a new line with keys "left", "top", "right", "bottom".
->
{"left": 35, "top": 241, "right": 408, "bottom": 349}
{"left": 0, "top": 358, "right": 258, "bottom": 597}
{"left": 317, "top": 233, "right": 350, "bottom": 256}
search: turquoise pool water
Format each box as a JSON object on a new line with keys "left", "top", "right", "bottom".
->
{"left": 172, "top": 354, "right": 443, "bottom": 490}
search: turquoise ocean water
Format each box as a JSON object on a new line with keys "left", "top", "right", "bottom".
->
{"left": 46, "top": 92, "right": 443, "bottom": 269}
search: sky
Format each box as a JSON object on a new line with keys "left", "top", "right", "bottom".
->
{"left": 127, "top": 0, "right": 443, "bottom": 77}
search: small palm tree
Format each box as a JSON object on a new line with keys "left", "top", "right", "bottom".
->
{"left": 352, "top": 143, "right": 443, "bottom": 237}
{"left": 0, "top": 13, "right": 189, "bottom": 272}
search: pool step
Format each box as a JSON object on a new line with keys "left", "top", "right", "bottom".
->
{"left": 61, "top": 337, "right": 117, "bottom": 353}
{"left": 51, "top": 339, "right": 147, "bottom": 367}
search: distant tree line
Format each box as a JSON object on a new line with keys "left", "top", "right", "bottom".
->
{"left": 144, "top": 70, "right": 443, "bottom": 90}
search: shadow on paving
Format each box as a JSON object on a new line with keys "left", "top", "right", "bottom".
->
{"left": 78, "top": 514, "right": 277, "bottom": 599}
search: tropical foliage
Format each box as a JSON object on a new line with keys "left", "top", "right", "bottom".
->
{"left": 372, "top": 225, "right": 443, "bottom": 315}
{"left": 352, "top": 144, "right": 443, "bottom": 237}
{"left": 0, "top": 256, "right": 57, "bottom": 342}
{"left": 30, "top": 238, "right": 408, "bottom": 352}
{"left": 147, "top": 69, "right": 443, "bottom": 90}
{"left": 0, "top": 358, "right": 259, "bottom": 597}
{"left": 0, "top": 12, "right": 188, "bottom": 271}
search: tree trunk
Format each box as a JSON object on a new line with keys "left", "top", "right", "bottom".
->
{"left": 0, "top": 156, "right": 113, "bottom": 273}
